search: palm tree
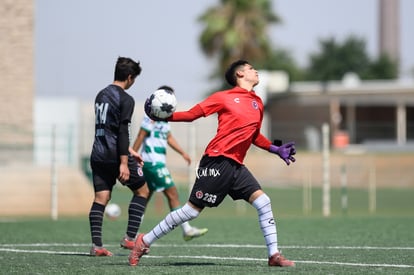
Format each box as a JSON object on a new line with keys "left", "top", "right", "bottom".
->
{"left": 198, "top": 0, "right": 280, "bottom": 83}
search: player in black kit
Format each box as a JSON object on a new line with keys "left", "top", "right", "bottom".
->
{"left": 89, "top": 57, "right": 149, "bottom": 256}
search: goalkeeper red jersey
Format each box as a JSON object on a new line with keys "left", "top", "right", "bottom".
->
{"left": 198, "top": 86, "right": 266, "bottom": 164}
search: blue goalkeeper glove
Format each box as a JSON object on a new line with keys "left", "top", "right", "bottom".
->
{"left": 269, "top": 141, "right": 296, "bottom": 165}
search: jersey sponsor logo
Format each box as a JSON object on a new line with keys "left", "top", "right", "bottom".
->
{"left": 251, "top": 100, "right": 259, "bottom": 110}
{"left": 195, "top": 190, "right": 203, "bottom": 199}
{"left": 234, "top": 97, "right": 240, "bottom": 103}
{"left": 196, "top": 167, "right": 221, "bottom": 179}
{"left": 168, "top": 224, "right": 177, "bottom": 230}
{"left": 137, "top": 166, "right": 143, "bottom": 177}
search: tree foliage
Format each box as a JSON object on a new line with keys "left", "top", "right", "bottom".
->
{"left": 198, "top": 2, "right": 398, "bottom": 91}
{"left": 305, "top": 36, "right": 398, "bottom": 81}
{"left": 364, "top": 53, "right": 398, "bottom": 80}
{"left": 198, "top": 0, "right": 280, "bottom": 82}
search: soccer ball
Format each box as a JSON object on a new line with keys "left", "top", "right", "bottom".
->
{"left": 105, "top": 203, "right": 121, "bottom": 220}
{"left": 147, "top": 88, "right": 177, "bottom": 119}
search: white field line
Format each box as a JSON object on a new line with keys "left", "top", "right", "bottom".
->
{"left": 0, "top": 246, "right": 413, "bottom": 269}
{"left": 1, "top": 243, "right": 413, "bottom": 250}
{"left": 145, "top": 255, "right": 414, "bottom": 269}
{"left": 0, "top": 248, "right": 89, "bottom": 255}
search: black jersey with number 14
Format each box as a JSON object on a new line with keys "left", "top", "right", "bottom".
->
{"left": 90, "top": 84, "right": 135, "bottom": 163}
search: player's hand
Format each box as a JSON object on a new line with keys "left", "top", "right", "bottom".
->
{"left": 118, "top": 163, "right": 130, "bottom": 183}
{"left": 182, "top": 152, "right": 191, "bottom": 166}
{"left": 129, "top": 147, "right": 144, "bottom": 166}
{"left": 269, "top": 142, "right": 296, "bottom": 165}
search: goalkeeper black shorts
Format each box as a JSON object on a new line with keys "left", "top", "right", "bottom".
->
{"left": 189, "top": 155, "right": 262, "bottom": 208}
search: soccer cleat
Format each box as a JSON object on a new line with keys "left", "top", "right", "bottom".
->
{"left": 183, "top": 227, "right": 209, "bottom": 241}
{"left": 120, "top": 236, "right": 134, "bottom": 250}
{"left": 90, "top": 245, "right": 113, "bottom": 257}
{"left": 268, "top": 252, "right": 295, "bottom": 267}
{"left": 128, "top": 233, "right": 150, "bottom": 266}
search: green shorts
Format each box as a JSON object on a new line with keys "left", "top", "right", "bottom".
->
{"left": 142, "top": 162, "right": 175, "bottom": 192}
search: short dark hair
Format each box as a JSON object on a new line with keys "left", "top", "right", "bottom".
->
{"left": 114, "top": 57, "right": 142, "bottom": 81}
{"left": 224, "top": 59, "right": 249, "bottom": 86}
{"left": 158, "top": 85, "right": 174, "bottom": 93}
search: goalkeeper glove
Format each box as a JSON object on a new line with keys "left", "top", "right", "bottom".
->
{"left": 269, "top": 141, "right": 296, "bottom": 165}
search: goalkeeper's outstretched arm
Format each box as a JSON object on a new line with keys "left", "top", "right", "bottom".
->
{"left": 168, "top": 104, "right": 204, "bottom": 122}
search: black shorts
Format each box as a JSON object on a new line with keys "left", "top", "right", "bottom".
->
{"left": 189, "top": 155, "right": 262, "bottom": 208}
{"left": 90, "top": 156, "right": 146, "bottom": 192}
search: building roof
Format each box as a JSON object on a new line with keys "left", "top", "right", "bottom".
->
{"left": 269, "top": 78, "right": 414, "bottom": 106}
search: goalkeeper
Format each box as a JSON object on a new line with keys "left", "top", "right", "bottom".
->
{"left": 129, "top": 60, "right": 296, "bottom": 267}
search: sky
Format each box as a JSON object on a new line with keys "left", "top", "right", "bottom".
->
{"left": 35, "top": 0, "right": 414, "bottom": 102}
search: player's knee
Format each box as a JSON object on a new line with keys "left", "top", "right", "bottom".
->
{"left": 182, "top": 203, "right": 201, "bottom": 219}
{"left": 134, "top": 184, "right": 150, "bottom": 198}
{"left": 261, "top": 193, "right": 271, "bottom": 204}
{"left": 251, "top": 193, "right": 271, "bottom": 210}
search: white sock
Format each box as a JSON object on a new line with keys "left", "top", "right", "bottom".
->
{"left": 171, "top": 207, "right": 192, "bottom": 233}
{"left": 143, "top": 203, "right": 200, "bottom": 245}
{"left": 252, "top": 193, "right": 279, "bottom": 256}
{"left": 181, "top": 221, "right": 192, "bottom": 233}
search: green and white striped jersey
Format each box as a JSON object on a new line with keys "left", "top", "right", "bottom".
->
{"left": 140, "top": 115, "right": 170, "bottom": 165}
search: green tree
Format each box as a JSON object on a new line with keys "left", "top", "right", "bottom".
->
{"left": 198, "top": 0, "right": 280, "bottom": 84}
{"left": 305, "top": 35, "right": 398, "bottom": 81}
{"left": 364, "top": 53, "right": 398, "bottom": 79}
{"left": 306, "top": 36, "right": 370, "bottom": 81}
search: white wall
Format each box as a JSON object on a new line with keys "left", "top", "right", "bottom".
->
{"left": 34, "top": 98, "right": 80, "bottom": 166}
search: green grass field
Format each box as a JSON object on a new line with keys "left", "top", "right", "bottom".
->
{"left": 1, "top": 186, "right": 413, "bottom": 274}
